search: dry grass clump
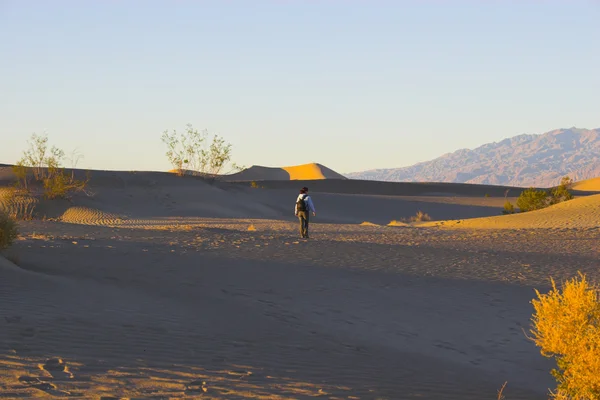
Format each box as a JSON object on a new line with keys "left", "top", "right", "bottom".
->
{"left": 389, "top": 211, "right": 432, "bottom": 226}
{"left": 0, "top": 210, "right": 18, "bottom": 249}
{"left": 530, "top": 273, "right": 600, "bottom": 399}
{"left": 409, "top": 211, "right": 431, "bottom": 222}
{"left": 0, "top": 187, "right": 37, "bottom": 220}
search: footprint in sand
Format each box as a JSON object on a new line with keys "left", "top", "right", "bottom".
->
{"left": 4, "top": 315, "right": 22, "bottom": 323}
{"left": 18, "top": 376, "right": 71, "bottom": 396}
{"left": 42, "top": 358, "right": 74, "bottom": 380}
{"left": 186, "top": 379, "right": 208, "bottom": 393}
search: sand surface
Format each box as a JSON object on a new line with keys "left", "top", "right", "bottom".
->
{"left": 2, "top": 171, "right": 599, "bottom": 399}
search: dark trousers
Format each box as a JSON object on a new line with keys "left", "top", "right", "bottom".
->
{"left": 297, "top": 211, "right": 309, "bottom": 238}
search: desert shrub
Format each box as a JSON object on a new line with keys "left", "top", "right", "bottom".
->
{"left": 15, "top": 133, "right": 89, "bottom": 199}
{"left": 43, "top": 169, "right": 89, "bottom": 199}
{"left": 161, "top": 124, "right": 242, "bottom": 178}
{"left": 409, "top": 211, "right": 431, "bottom": 222}
{"left": 517, "top": 188, "right": 548, "bottom": 212}
{"left": 530, "top": 273, "right": 600, "bottom": 399}
{"left": 516, "top": 177, "right": 574, "bottom": 213}
{"left": 0, "top": 211, "right": 18, "bottom": 249}
{"left": 502, "top": 201, "right": 515, "bottom": 214}
{"left": 549, "top": 176, "right": 574, "bottom": 205}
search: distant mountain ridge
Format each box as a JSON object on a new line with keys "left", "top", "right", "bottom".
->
{"left": 346, "top": 128, "right": 600, "bottom": 187}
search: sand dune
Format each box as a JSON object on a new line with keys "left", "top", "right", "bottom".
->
{"left": 224, "top": 163, "right": 346, "bottom": 181}
{"left": 3, "top": 166, "right": 600, "bottom": 398}
{"left": 572, "top": 176, "right": 600, "bottom": 192}
{"left": 1, "top": 169, "right": 522, "bottom": 226}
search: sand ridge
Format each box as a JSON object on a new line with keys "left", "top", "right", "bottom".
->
{"left": 423, "top": 193, "right": 600, "bottom": 230}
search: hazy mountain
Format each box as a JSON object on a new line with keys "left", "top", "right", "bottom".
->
{"left": 346, "top": 128, "right": 600, "bottom": 188}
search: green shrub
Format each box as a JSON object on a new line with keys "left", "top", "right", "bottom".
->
{"left": 161, "top": 124, "right": 243, "bottom": 178}
{"left": 516, "top": 177, "right": 574, "bottom": 213}
{"left": 15, "top": 133, "right": 89, "bottom": 199}
{"left": 43, "top": 168, "right": 89, "bottom": 199}
{"left": 517, "top": 188, "right": 549, "bottom": 212}
{"left": 0, "top": 211, "right": 18, "bottom": 249}
{"left": 502, "top": 201, "right": 515, "bottom": 214}
{"left": 530, "top": 273, "right": 600, "bottom": 399}
{"left": 550, "top": 176, "right": 574, "bottom": 205}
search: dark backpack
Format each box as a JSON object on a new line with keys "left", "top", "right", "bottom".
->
{"left": 296, "top": 194, "right": 307, "bottom": 211}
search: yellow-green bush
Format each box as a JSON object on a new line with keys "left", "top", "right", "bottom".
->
{"left": 530, "top": 273, "right": 600, "bottom": 399}
{"left": 43, "top": 168, "right": 88, "bottom": 199}
{"left": 503, "top": 201, "right": 515, "bottom": 214}
{"left": 0, "top": 210, "right": 18, "bottom": 249}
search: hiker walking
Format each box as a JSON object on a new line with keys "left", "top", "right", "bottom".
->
{"left": 295, "top": 186, "right": 316, "bottom": 239}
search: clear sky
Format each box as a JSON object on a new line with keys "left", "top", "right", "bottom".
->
{"left": 1, "top": 0, "right": 598, "bottom": 174}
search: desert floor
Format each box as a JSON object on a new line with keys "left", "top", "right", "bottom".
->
{"left": 2, "top": 174, "right": 599, "bottom": 399}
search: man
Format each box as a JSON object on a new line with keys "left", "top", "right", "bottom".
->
{"left": 294, "top": 186, "right": 316, "bottom": 239}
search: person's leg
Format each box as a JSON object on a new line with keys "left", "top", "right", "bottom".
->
{"left": 298, "top": 212, "right": 306, "bottom": 238}
{"left": 305, "top": 213, "right": 310, "bottom": 238}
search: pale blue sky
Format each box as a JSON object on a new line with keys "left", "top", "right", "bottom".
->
{"left": 1, "top": 0, "right": 598, "bottom": 174}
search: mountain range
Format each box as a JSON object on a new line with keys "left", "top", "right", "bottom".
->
{"left": 346, "top": 128, "right": 600, "bottom": 187}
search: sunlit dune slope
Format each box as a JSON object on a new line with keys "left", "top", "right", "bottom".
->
{"left": 282, "top": 163, "right": 344, "bottom": 180}
{"left": 423, "top": 194, "right": 600, "bottom": 229}
{"left": 572, "top": 177, "right": 600, "bottom": 192}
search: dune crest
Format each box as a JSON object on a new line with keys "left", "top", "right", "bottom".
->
{"left": 282, "top": 163, "right": 337, "bottom": 180}
{"left": 223, "top": 163, "right": 346, "bottom": 181}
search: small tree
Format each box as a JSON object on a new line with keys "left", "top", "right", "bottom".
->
{"left": 550, "top": 176, "right": 574, "bottom": 205}
{"left": 530, "top": 273, "right": 600, "bottom": 399}
{"left": 517, "top": 188, "right": 548, "bottom": 212}
{"left": 161, "top": 124, "right": 240, "bottom": 178}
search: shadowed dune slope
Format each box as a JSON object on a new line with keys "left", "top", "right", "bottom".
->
{"left": 0, "top": 168, "right": 522, "bottom": 225}
{"left": 241, "top": 178, "right": 526, "bottom": 197}
{"left": 424, "top": 194, "right": 600, "bottom": 229}
{"left": 5, "top": 166, "right": 597, "bottom": 226}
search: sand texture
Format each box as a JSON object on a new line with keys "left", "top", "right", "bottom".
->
{"left": 2, "top": 170, "right": 600, "bottom": 399}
